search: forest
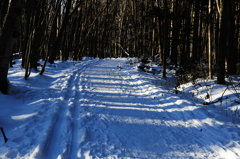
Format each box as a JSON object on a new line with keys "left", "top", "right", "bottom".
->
{"left": 0, "top": 0, "right": 239, "bottom": 94}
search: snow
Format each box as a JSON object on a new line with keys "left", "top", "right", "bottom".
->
{"left": 0, "top": 58, "right": 240, "bottom": 159}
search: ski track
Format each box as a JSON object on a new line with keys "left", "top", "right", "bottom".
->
{"left": 3, "top": 58, "right": 240, "bottom": 159}
{"left": 39, "top": 59, "right": 100, "bottom": 159}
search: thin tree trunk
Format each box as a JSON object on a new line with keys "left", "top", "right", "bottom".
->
{"left": 192, "top": 0, "right": 200, "bottom": 62}
{"left": 226, "top": 0, "right": 236, "bottom": 74}
{"left": 164, "top": 0, "right": 168, "bottom": 78}
{"left": 208, "top": 0, "right": 213, "bottom": 79}
{"left": 171, "top": 0, "right": 178, "bottom": 67}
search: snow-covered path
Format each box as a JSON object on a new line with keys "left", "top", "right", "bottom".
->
{"left": 1, "top": 58, "right": 240, "bottom": 159}
{"left": 72, "top": 59, "right": 240, "bottom": 159}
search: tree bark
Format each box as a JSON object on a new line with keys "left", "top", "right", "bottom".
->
{"left": 192, "top": 0, "right": 200, "bottom": 62}
{"left": 217, "top": 0, "right": 228, "bottom": 84}
{"left": 162, "top": 0, "right": 169, "bottom": 79}
{"left": 225, "top": 0, "right": 236, "bottom": 74}
{"left": 208, "top": 0, "right": 213, "bottom": 79}
{"left": 171, "top": 0, "right": 179, "bottom": 67}
{"left": 0, "top": 0, "right": 22, "bottom": 94}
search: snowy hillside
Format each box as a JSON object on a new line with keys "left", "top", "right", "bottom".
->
{"left": 0, "top": 58, "right": 240, "bottom": 159}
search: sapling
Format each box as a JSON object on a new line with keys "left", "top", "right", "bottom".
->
{"left": 0, "top": 127, "right": 8, "bottom": 143}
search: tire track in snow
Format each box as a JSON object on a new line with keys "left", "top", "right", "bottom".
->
{"left": 40, "top": 59, "right": 99, "bottom": 159}
{"left": 68, "top": 72, "right": 82, "bottom": 159}
{"left": 73, "top": 60, "right": 111, "bottom": 158}
{"left": 41, "top": 71, "right": 78, "bottom": 159}
{"left": 69, "top": 59, "right": 102, "bottom": 159}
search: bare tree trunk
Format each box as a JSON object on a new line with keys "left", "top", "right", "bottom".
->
{"left": 162, "top": 0, "right": 169, "bottom": 79}
{"left": 171, "top": 0, "right": 179, "bottom": 67}
{"left": 0, "top": 0, "right": 10, "bottom": 29}
{"left": 0, "top": 0, "right": 22, "bottom": 94}
{"left": 192, "top": 0, "right": 200, "bottom": 62}
{"left": 151, "top": 16, "right": 156, "bottom": 58}
{"left": 217, "top": 0, "right": 227, "bottom": 84}
{"left": 226, "top": 0, "right": 236, "bottom": 74}
{"left": 208, "top": 0, "right": 213, "bottom": 79}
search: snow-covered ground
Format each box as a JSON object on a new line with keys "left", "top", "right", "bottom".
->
{"left": 0, "top": 58, "right": 240, "bottom": 159}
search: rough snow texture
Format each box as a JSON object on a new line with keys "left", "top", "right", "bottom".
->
{"left": 0, "top": 58, "right": 240, "bottom": 159}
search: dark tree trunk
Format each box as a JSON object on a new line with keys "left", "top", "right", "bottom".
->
{"left": 0, "top": 0, "right": 22, "bottom": 94}
{"left": 0, "top": 0, "right": 10, "bottom": 28}
{"left": 217, "top": 0, "right": 228, "bottom": 84}
{"left": 162, "top": 0, "right": 169, "bottom": 79}
{"left": 192, "top": 0, "right": 200, "bottom": 62}
{"left": 226, "top": 0, "right": 236, "bottom": 74}
{"left": 171, "top": 0, "right": 179, "bottom": 67}
{"left": 208, "top": 0, "right": 213, "bottom": 79}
